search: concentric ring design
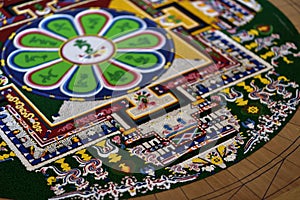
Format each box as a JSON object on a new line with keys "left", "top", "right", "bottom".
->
{"left": 1, "top": 9, "right": 174, "bottom": 100}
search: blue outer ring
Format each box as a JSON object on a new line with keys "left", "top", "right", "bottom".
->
{"left": 1, "top": 8, "right": 175, "bottom": 100}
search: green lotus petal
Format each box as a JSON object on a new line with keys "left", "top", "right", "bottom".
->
{"left": 114, "top": 52, "right": 160, "bottom": 69}
{"left": 116, "top": 31, "right": 162, "bottom": 49}
{"left": 79, "top": 13, "right": 108, "bottom": 35}
{"left": 98, "top": 62, "right": 136, "bottom": 86}
{"left": 28, "top": 61, "right": 73, "bottom": 86}
{"left": 67, "top": 65, "right": 99, "bottom": 93}
{"left": 12, "top": 51, "right": 60, "bottom": 69}
{"left": 104, "top": 17, "right": 145, "bottom": 40}
{"left": 19, "top": 32, "right": 63, "bottom": 48}
{"left": 44, "top": 17, "right": 78, "bottom": 39}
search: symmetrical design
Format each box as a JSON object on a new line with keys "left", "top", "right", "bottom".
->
{"left": 1, "top": 8, "right": 174, "bottom": 100}
{"left": 0, "top": 0, "right": 300, "bottom": 200}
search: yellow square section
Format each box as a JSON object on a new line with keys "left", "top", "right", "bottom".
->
{"left": 160, "top": 7, "right": 198, "bottom": 29}
{"left": 109, "top": 0, "right": 212, "bottom": 62}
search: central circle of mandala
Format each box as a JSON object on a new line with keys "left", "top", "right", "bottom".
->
{"left": 61, "top": 36, "right": 115, "bottom": 65}
{"left": 1, "top": 9, "right": 174, "bottom": 100}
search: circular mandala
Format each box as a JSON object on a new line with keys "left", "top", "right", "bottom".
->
{"left": 1, "top": 9, "right": 174, "bottom": 100}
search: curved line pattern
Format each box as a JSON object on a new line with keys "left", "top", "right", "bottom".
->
{"left": 3, "top": 8, "right": 173, "bottom": 100}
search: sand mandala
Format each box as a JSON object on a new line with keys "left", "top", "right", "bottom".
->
{"left": 0, "top": 0, "right": 299, "bottom": 200}
{"left": 2, "top": 8, "right": 174, "bottom": 100}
